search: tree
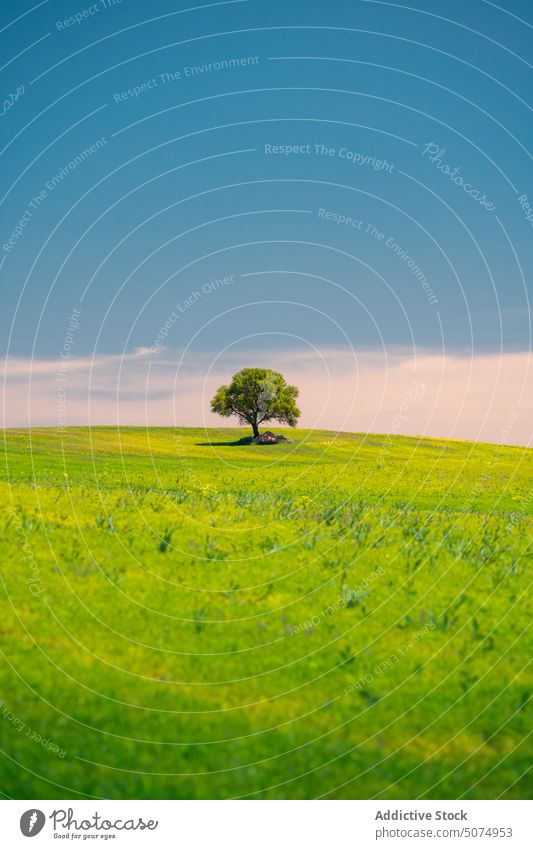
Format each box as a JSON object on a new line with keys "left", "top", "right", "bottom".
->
{"left": 210, "top": 368, "right": 300, "bottom": 438}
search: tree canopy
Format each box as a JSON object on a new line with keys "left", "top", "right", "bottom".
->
{"left": 210, "top": 368, "right": 300, "bottom": 437}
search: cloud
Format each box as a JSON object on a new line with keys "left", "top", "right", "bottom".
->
{"left": 1, "top": 347, "right": 531, "bottom": 446}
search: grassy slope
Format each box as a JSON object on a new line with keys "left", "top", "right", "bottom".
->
{"left": 0, "top": 426, "right": 531, "bottom": 799}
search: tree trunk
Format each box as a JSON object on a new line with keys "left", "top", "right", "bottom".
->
{"left": 252, "top": 423, "right": 259, "bottom": 438}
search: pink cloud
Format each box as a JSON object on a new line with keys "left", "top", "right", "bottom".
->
{"left": 1, "top": 347, "right": 531, "bottom": 446}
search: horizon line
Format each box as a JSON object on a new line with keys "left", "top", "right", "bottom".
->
{"left": 1, "top": 423, "right": 531, "bottom": 451}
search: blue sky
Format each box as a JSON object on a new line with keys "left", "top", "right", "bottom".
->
{"left": 1, "top": 0, "right": 532, "bottom": 441}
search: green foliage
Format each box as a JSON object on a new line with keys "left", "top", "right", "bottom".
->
{"left": 0, "top": 427, "right": 531, "bottom": 799}
{"left": 211, "top": 367, "right": 300, "bottom": 435}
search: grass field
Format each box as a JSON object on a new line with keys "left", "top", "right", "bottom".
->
{"left": 0, "top": 426, "right": 531, "bottom": 799}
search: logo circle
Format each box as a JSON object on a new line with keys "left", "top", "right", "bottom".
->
{"left": 20, "top": 810, "right": 46, "bottom": 837}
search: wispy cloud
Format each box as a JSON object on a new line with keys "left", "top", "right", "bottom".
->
{"left": 1, "top": 347, "right": 531, "bottom": 446}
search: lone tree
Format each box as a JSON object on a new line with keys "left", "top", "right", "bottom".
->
{"left": 210, "top": 368, "right": 300, "bottom": 438}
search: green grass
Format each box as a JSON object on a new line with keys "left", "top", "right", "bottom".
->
{"left": 0, "top": 426, "right": 531, "bottom": 799}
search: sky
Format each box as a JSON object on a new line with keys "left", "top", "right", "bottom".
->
{"left": 1, "top": 0, "right": 532, "bottom": 444}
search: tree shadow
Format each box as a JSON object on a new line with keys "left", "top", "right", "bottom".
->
{"left": 195, "top": 436, "right": 255, "bottom": 447}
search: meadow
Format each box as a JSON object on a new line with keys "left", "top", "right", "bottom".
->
{"left": 0, "top": 426, "right": 531, "bottom": 799}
